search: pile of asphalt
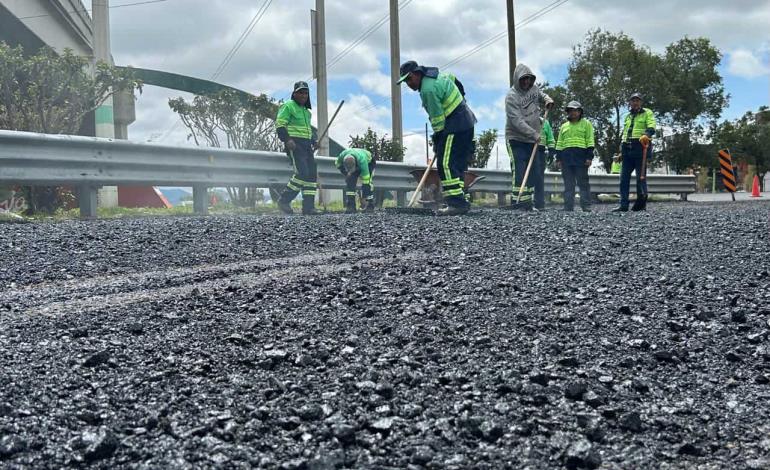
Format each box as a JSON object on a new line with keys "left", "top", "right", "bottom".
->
{"left": 1, "top": 202, "right": 769, "bottom": 469}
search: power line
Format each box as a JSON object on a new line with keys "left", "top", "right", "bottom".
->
{"left": 326, "top": 0, "right": 413, "bottom": 72}
{"left": 160, "top": 0, "right": 273, "bottom": 141}
{"left": 17, "top": 0, "right": 171, "bottom": 20}
{"left": 212, "top": 0, "right": 273, "bottom": 81}
{"left": 339, "top": 0, "right": 570, "bottom": 124}
{"left": 295, "top": 0, "right": 413, "bottom": 89}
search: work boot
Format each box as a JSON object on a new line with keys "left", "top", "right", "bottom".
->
{"left": 581, "top": 206, "right": 592, "bottom": 213}
{"left": 612, "top": 206, "right": 628, "bottom": 213}
{"left": 302, "top": 197, "right": 318, "bottom": 216}
{"left": 363, "top": 200, "right": 375, "bottom": 213}
{"left": 277, "top": 198, "right": 294, "bottom": 215}
{"left": 345, "top": 196, "right": 357, "bottom": 214}
{"left": 631, "top": 196, "right": 647, "bottom": 212}
{"left": 437, "top": 204, "right": 470, "bottom": 216}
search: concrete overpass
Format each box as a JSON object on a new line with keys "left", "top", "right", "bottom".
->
{"left": 0, "top": 0, "right": 92, "bottom": 55}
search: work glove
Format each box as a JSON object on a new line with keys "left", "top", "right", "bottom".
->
{"left": 285, "top": 139, "right": 297, "bottom": 152}
{"left": 639, "top": 135, "right": 651, "bottom": 146}
{"left": 585, "top": 159, "right": 592, "bottom": 167}
{"left": 431, "top": 131, "right": 444, "bottom": 146}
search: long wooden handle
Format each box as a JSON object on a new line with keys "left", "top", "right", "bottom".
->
{"left": 408, "top": 157, "right": 436, "bottom": 208}
{"left": 516, "top": 109, "right": 550, "bottom": 204}
{"left": 641, "top": 142, "right": 649, "bottom": 181}
{"left": 316, "top": 100, "right": 345, "bottom": 151}
{"left": 516, "top": 142, "right": 540, "bottom": 204}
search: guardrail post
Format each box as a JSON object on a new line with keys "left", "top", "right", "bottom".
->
{"left": 497, "top": 192, "right": 507, "bottom": 207}
{"left": 396, "top": 191, "right": 406, "bottom": 207}
{"left": 193, "top": 185, "right": 209, "bottom": 215}
{"left": 78, "top": 184, "right": 99, "bottom": 219}
{"left": 681, "top": 192, "right": 688, "bottom": 201}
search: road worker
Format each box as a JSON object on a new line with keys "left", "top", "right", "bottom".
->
{"left": 614, "top": 93, "right": 656, "bottom": 212}
{"left": 336, "top": 148, "right": 375, "bottom": 214}
{"left": 275, "top": 81, "right": 318, "bottom": 215}
{"left": 505, "top": 63, "right": 554, "bottom": 211}
{"left": 555, "top": 101, "right": 595, "bottom": 212}
{"left": 397, "top": 60, "right": 476, "bottom": 215}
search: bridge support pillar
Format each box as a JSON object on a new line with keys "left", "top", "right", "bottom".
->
{"left": 193, "top": 185, "right": 209, "bottom": 215}
{"left": 497, "top": 192, "right": 507, "bottom": 207}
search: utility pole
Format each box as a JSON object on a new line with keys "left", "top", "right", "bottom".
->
{"left": 389, "top": 0, "right": 403, "bottom": 148}
{"left": 313, "top": 0, "right": 329, "bottom": 157}
{"left": 506, "top": 0, "right": 516, "bottom": 87}
{"left": 92, "top": 0, "right": 117, "bottom": 210}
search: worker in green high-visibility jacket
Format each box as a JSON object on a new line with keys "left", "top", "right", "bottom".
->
{"left": 613, "top": 92, "right": 656, "bottom": 212}
{"left": 275, "top": 81, "right": 318, "bottom": 215}
{"left": 336, "top": 148, "right": 376, "bottom": 214}
{"left": 555, "top": 101, "right": 595, "bottom": 212}
{"left": 398, "top": 61, "right": 477, "bottom": 216}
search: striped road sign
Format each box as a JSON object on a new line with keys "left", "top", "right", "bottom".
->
{"left": 719, "top": 149, "right": 737, "bottom": 193}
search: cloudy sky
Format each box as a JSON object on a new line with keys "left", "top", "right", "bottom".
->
{"left": 81, "top": 0, "right": 770, "bottom": 166}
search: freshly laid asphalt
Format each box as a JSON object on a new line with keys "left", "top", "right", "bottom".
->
{"left": 1, "top": 201, "right": 769, "bottom": 469}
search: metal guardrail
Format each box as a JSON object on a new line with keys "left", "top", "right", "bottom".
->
{"left": 0, "top": 130, "right": 696, "bottom": 217}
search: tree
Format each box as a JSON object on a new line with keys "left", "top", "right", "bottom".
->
{"left": 0, "top": 42, "right": 141, "bottom": 213}
{"left": 566, "top": 30, "right": 661, "bottom": 171}
{"left": 563, "top": 31, "right": 728, "bottom": 174}
{"left": 169, "top": 90, "right": 283, "bottom": 207}
{"left": 470, "top": 129, "right": 497, "bottom": 168}
{"left": 713, "top": 111, "right": 770, "bottom": 190}
{"left": 348, "top": 128, "right": 405, "bottom": 162}
{"left": 540, "top": 83, "right": 568, "bottom": 133}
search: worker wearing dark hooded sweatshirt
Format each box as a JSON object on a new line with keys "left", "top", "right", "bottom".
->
{"left": 505, "top": 63, "right": 554, "bottom": 211}
{"left": 613, "top": 93, "right": 656, "bottom": 212}
{"left": 397, "top": 60, "right": 477, "bottom": 216}
{"left": 336, "top": 148, "right": 375, "bottom": 214}
{"left": 555, "top": 101, "right": 595, "bottom": 212}
{"left": 275, "top": 81, "right": 319, "bottom": 215}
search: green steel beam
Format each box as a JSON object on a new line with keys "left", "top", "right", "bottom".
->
{"left": 118, "top": 66, "right": 345, "bottom": 156}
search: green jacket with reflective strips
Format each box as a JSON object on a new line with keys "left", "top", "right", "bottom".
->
{"left": 622, "top": 108, "right": 656, "bottom": 143}
{"left": 336, "top": 148, "right": 373, "bottom": 184}
{"left": 556, "top": 118, "right": 595, "bottom": 165}
{"left": 275, "top": 99, "right": 314, "bottom": 141}
{"left": 420, "top": 72, "right": 468, "bottom": 133}
{"left": 541, "top": 120, "right": 556, "bottom": 149}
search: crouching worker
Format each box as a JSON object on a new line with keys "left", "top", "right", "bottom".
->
{"left": 336, "top": 148, "right": 376, "bottom": 214}
{"left": 555, "top": 101, "right": 595, "bottom": 212}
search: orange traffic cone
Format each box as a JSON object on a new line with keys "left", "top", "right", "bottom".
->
{"left": 751, "top": 175, "right": 762, "bottom": 198}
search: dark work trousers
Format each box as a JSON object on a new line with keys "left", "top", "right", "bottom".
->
{"left": 561, "top": 163, "right": 592, "bottom": 211}
{"left": 434, "top": 128, "right": 473, "bottom": 208}
{"left": 280, "top": 139, "right": 317, "bottom": 203}
{"left": 342, "top": 161, "right": 376, "bottom": 204}
{"left": 620, "top": 142, "right": 652, "bottom": 209}
{"left": 507, "top": 139, "right": 537, "bottom": 207}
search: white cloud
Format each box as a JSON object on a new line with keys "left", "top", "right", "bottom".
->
{"left": 91, "top": 0, "right": 770, "bottom": 149}
{"left": 357, "top": 71, "right": 393, "bottom": 97}
{"left": 727, "top": 49, "right": 770, "bottom": 79}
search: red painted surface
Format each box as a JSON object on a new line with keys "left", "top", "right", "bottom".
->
{"left": 118, "top": 186, "right": 172, "bottom": 209}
